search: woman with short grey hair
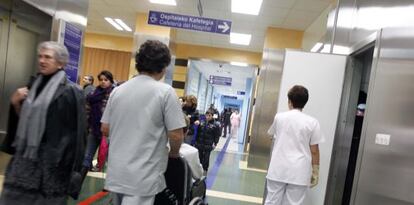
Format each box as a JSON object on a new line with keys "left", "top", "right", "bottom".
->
{"left": 0, "top": 41, "right": 87, "bottom": 205}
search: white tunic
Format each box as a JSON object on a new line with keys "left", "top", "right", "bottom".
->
{"left": 101, "top": 75, "right": 186, "bottom": 196}
{"left": 266, "top": 109, "right": 324, "bottom": 186}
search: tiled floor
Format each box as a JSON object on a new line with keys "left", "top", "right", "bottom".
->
{"left": 1, "top": 135, "right": 266, "bottom": 205}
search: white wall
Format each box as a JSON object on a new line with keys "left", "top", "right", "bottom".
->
{"left": 302, "top": 5, "right": 333, "bottom": 51}
{"left": 276, "top": 50, "right": 347, "bottom": 205}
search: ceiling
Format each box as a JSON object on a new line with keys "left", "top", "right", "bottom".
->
{"left": 191, "top": 60, "right": 256, "bottom": 96}
{"left": 87, "top": 0, "right": 332, "bottom": 52}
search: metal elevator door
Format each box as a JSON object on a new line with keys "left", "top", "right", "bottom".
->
{"left": 0, "top": 0, "right": 51, "bottom": 142}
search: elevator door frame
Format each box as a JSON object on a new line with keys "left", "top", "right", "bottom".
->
{"left": 324, "top": 33, "right": 377, "bottom": 205}
{"left": 0, "top": 0, "right": 51, "bottom": 140}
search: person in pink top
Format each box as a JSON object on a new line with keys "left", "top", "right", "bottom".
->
{"left": 230, "top": 110, "right": 241, "bottom": 138}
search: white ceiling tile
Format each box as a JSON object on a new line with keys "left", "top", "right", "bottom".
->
{"left": 260, "top": 6, "right": 290, "bottom": 18}
{"left": 88, "top": 0, "right": 329, "bottom": 53}
{"left": 263, "top": 0, "right": 298, "bottom": 9}
{"left": 282, "top": 18, "right": 311, "bottom": 30}
{"left": 286, "top": 10, "right": 321, "bottom": 21}
{"left": 293, "top": 0, "right": 331, "bottom": 12}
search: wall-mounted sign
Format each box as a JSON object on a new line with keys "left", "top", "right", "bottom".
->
{"left": 148, "top": 10, "right": 231, "bottom": 35}
{"left": 209, "top": 75, "right": 232, "bottom": 86}
{"left": 223, "top": 95, "right": 237, "bottom": 99}
{"left": 237, "top": 91, "right": 246, "bottom": 95}
{"left": 62, "top": 22, "right": 82, "bottom": 83}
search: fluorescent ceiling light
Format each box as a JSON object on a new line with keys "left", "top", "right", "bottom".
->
{"left": 105, "top": 17, "right": 123, "bottom": 31}
{"left": 114, "top": 19, "right": 132, "bottom": 32}
{"left": 231, "top": 0, "right": 263, "bottom": 15}
{"left": 149, "top": 0, "right": 176, "bottom": 6}
{"left": 311, "top": 42, "right": 323, "bottom": 52}
{"left": 230, "top": 61, "right": 248, "bottom": 67}
{"left": 230, "top": 32, "right": 251, "bottom": 45}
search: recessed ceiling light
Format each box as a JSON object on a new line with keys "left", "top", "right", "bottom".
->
{"left": 114, "top": 19, "right": 132, "bottom": 32}
{"left": 230, "top": 32, "right": 251, "bottom": 45}
{"left": 230, "top": 61, "right": 248, "bottom": 67}
{"left": 311, "top": 42, "right": 323, "bottom": 52}
{"left": 231, "top": 0, "right": 263, "bottom": 15}
{"left": 105, "top": 17, "right": 123, "bottom": 31}
{"left": 149, "top": 0, "right": 176, "bottom": 6}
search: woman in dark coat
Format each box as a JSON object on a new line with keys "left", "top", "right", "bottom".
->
{"left": 83, "top": 70, "right": 114, "bottom": 172}
{"left": 182, "top": 95, "right": 200, "bottom": 145}
{"left": 0, "top": 41, "right": 86, "bottom": 205}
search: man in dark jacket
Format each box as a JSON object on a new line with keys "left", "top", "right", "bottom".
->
{"left": 194, "top": 111, "right": 221, "bottom": 172}
{"left": 222, "top": 108, "right": 232, "bottom": 138}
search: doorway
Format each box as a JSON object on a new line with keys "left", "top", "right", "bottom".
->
{"left": 341, "top": 46, "right": 374, "bottom": 205}
{"left": 325, "top": 43, "right": 375, "bottom": 205}
{"left": 185, "top": 59, "right": 257, "bottom": 154}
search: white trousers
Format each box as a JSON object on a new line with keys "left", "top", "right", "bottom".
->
{"left": 112, "top": 192, "right": 155, "bottom": 205}
{"left": 264, "top": 179, "right": 307, "bottom": 205}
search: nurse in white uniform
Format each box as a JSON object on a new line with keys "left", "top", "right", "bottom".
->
{"left": 265, "top": 85, "right": 324, "bottom": 205}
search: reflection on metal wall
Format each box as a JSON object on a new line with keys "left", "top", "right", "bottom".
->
{"left": 332, "top": 0, "right": 414, "bottom": 55}
{"left": 352, "top": 28, "right": 414, "bottom": 205}
{"left": 330, "top": 1, "right": 414, "bottom": 204}
{"left": 0, "top": 0, "right": 89, "bottom": 141}
{"left": 247, "top": 49, "right": 284, "bottom": 170}
{"left": 0, "top": 0, "right": 52, "bottom": 141}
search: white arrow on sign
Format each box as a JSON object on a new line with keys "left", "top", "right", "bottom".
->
{"left": 218, "top": 22, "right": 230, "bottom": 33}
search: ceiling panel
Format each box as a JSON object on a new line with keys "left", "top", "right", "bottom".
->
{"left": 87, "top": 0, "right": 332, "bottom": 52}
{"left": 264, "top": 0, "right": 298, "bottom": 9}
{"left": 293, "top": 0, "right": 331, "bottom": 12}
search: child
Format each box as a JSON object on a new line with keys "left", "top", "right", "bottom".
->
{"left": 194, "top": 111, "right": 221, "bottom": 172}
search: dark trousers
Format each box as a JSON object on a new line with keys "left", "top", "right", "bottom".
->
{"left": 222, "top": 123, "right": 231, "bottom": 137}
{"left": 198, "top": 148, "right": 212, "bottom": 171}
{"left": 83, "top": 134, "right": 101, "bottom": 168}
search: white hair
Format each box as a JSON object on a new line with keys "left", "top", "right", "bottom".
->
{"left": 37, "top": 41, "right": 69, "bottom": 65}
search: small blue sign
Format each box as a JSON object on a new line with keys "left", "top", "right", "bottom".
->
{"left": 148, "top": 11, "right": 231, "bottom": 35}
{"left": 63, "top": 22, "right": 82, "bottom": 83}
{"left": 223, "top": 95, "right": 237, "bottom": 99}
{"left": 237, "top": 91, "right": 246, "bottom": 95}
{"left": 209, "top": 75, "right": 232, "bottom": 86}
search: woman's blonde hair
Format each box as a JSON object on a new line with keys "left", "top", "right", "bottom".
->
{"left": 184, "top": 95, "right": 198, "bottom": 109}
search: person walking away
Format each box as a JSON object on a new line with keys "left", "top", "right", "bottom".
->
{"left": 222, "top": 108, "right": 232, "bottom": 138}
{"left": 194, "top": 111, "right": 221, "bottom": 173}
{"left": 182, "top": 95, "right": 200, "bottom": 144}
{"left": 83, "top": 75, "right": 95, "bottom": 97}
{"left": 265, "top": 85, "right": 324, "bottom": 205}
{"left": 230, "top": 110, "right": 241, "bottom": 138}
{"left": 100, "top": 40, "right": 185, "bottom": 205}
{"left": 83, "top": 70, "right": 114, "bottom": 172}
{"left": 0, "top": 41, "right": 86, "bottom": 205}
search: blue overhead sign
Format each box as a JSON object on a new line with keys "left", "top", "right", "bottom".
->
{"left": 237, "top": 91, "right": 246, "bottom": 95}
{"left": 209, "top": 75, "right": 232, "bottom": 86}
{"left": 148, "top": 10, "right": 231, "bottom": 35}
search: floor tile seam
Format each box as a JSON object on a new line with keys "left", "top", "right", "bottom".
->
{"left": 206, "top": 189, "right": 262, "bottom": 204}
{"left": 238, "top": 160, "right": 267, "bottom": 173}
